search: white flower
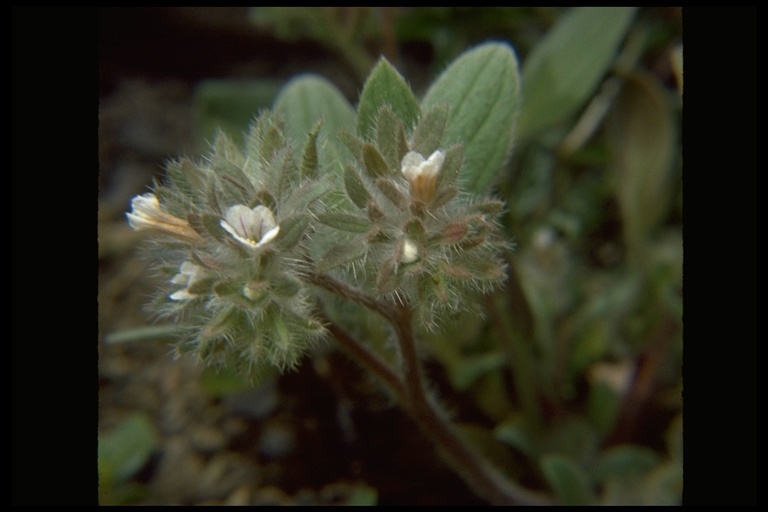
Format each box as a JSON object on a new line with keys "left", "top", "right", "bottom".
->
{"left": 169, "top": 261, "right": 206, "bottom": 301}
{"left": 401, "top": 150, "right": 445, "bottom": 203}
{"left": 401, "top": 239, "right": 419, "bottom": 264}
{"left": 126, "top": 193, "right": 202, "bottom": 243}
{"left": 220, "top": 204, "right": 280, "bottom": 249}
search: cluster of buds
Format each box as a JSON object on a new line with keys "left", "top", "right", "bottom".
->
{"left": 127, "top": 112, "right": 328, "bottom": 375}
{"left": 128, "top": 101, "right": 511, "bottom": 373}
{"left": 316, "top": 105, "right": 509, "bottom": 328}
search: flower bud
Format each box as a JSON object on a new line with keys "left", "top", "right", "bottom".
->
{"left": 169, "top": 261, "right": 206, "bottom": 301}
{"left": 127, "top": 193, "right": 203, "bottom": 243}
{"left": 401, "top": 150, "right": 445, "bottom": 203}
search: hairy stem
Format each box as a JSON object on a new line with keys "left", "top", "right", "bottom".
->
{"left": 309, "top": 271, "right": 552, "bottom": 505}
{"left": 323, "top": 318, "right": 405, "bottom": 400}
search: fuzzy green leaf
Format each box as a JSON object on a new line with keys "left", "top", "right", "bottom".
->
{"left": 317, "top": 212, "right": 372, "bottom": 233}
{"left": 166, "top": 158, "right": 206, "bottom": 200}
{"left": 276, "top": 213, "right": 310, "bottom": 250}
{"left": 282, "top": 178, "right": 332, "bottom": 214}
{"left": 431, "top": 185, "right": 458, "bottom": 210}
{"left": 252, "top": 190, "right": 277, "bottom": 213}
{"left": 411, "top": 104, "right": 449, "bottom": 157}
{"left": 376, "top": 106, "right": 405, "bottom": 170}
{"left": 469, "top": 199, "right": 505, "bottom": 216}
{"left": 435, "top": 144, "right": 464, "bottom": 190}
{"left": 518, "top": 7, "right": 638, "bottom": 138}
{"left": 338, "top": 129, "right": 365, "bottom": 162}
{"left": 375, "top": 178, "right": 408, "bottom": 209}
{"left": 265, "top": 146, "right": 295, "bottom": 194}
{"left": 300, "top": 120, "right": 322, "bottom": 180}
{"left": 362, "top": 143, "right": 392, "bottom": 177}
{"left": 357, "top": 58, "right": 420, "bottom": 141}
{"left": 317, "top": 241, "right": 367, "bottom": 272}
{"left": 540, "top": 454, "right": 596, "bottom": 506}
{"left": 274, "top": 75, "right": 356, "bottom": 174}
{"left": 422, "top": 43, "right": 521, "bottom": 194}
{"left": 188, "top": 213, "right": 228, "bottom": 242}
{"left": 343, "top": 164, "right": 371, "bottom": 209}
{"left": 403, "top": 217, "right": 426, "bottom": 238}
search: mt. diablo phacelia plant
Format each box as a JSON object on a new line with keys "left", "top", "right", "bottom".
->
{"left": 128, "top": 56, "right": 513, "bottom": 374}
{"left": 127, "top": 45, "right": 550, "bottom": 505}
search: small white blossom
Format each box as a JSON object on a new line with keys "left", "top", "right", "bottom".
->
{"left": 220, "top": 204, "right": 280, "bottom": 249}
{"left": 126, "top": 193, "right": 202, "bottom": 243}
{"left": 169, "top": 261, "right": 206, "bottom": 301}
{"left": 401, "top": 150, "right": 445, "bottom": 203}
{"left": 401, "top": 239, "right": 419, "bottom": 264}
{"left": 126, "top": 193, "right": 163, "bottom": 231}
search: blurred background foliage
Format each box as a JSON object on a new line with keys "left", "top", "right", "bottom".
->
{"left": 100, "top": 7, "right": 682, "bottom": 505}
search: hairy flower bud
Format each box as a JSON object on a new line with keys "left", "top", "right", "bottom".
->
{"left": 169, "top": 261, "right": 207, "bottom": 301}
{"left": 401, "top": 239, "right": 419, "bottom": 264}
{"left": 127, "top": 193, "right": 203, "bottom": 243}
{"left": 401, "top": 150, "right": 445, "bottom": 203}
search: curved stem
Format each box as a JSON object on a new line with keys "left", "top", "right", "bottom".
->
{"left": 323, "top": 318, "right": 405, "bottom": 400}
{"left": 308, "top": 271, "right": 552, "bottom": 505}
{"left": 392, "top": 303, "right": 551, "bottom": 506}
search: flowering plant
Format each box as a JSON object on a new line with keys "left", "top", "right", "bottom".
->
{"left": 124, "top": 13, "right": 682, "bottom": 503}
{"left": 127, "top": 42, "right": 542, "bottom": 504}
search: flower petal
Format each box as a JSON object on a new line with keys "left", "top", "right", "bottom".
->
{"left": 221, "top": 204, "right": 280, "bottom": 249}
{"left": 256, "top": 225, "right": 280, "bottom": 247}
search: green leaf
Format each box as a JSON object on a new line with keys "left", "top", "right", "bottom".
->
{"left": 495, "top": 418, "right": 537, "bottom": 458}
{"left": 606, "top": 69, "right": 677, "bottom": 262}
{"left": 375, "top": 178, "right": 408, "bottom": 209}
{"left": 318, "top": 241, "right": 367, "bottom": 272}
{"left": 362, "top": 143, "right": 392, "bottom": 177}
{"left": 317, "top": 212, "right": 372, "bottom": 233}
{"left": 274, "top": 75, "right": 356, "bottom": 174}
{"left": 591, "top": 445, "right": 661, "bottom": 484}
{"left": 435, "top": 144, "right": 464, "bottom": 190}
{"left": 194, "top": 78, "right": 282, "bottom": 147}
{"left": 450, "top": 351, "right": 507, "bottom": 391}
{"left": 300, "top": 120, "right": 322, "bottom": 180}
{"left": 99, "top": 413, "right": 156, "bottom": 489}
{"left": 403, "top": 217, "right": 426, "bottom": 238}
{"left": 540, "top": 453, "right": 596, "bottom": 506}
{"left": 188, "top": 213, "right": 228, "bottom": 243}
{"left": 343, "top": 164, "right": 371, "bottom": 209}
{"left": 282, "top": 178, "right": 332, "bottom": 214}
{"left": 357, "top": 57, "right": 420, "bottom": 141}
{"left": 375, "top": 106, "right": 406, "bottom": 170}
{"left": 422, "top": 42, "right": 521, "bottom": 194}
{"left": 410, "top": 104, "right": 449, "bottom": 157}
{"left": 518, "top": 7, "right": 638, "bottom": 138}
{"left": 276, "top": 213, "right": 310, "bottom": 250}
{"left": 104, "top": 325, "right": 186, "bottom": 345}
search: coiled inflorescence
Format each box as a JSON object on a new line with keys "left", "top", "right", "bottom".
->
{"left": 316, "top": 105, "right": 509, "bottom": 329}
{"left": 127, "top": 113, "right": 328, "bottom": 375}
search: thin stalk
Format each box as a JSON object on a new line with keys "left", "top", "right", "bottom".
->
{"left": 308, "top": 271, "right": 552, "bottom": 505}
{"left": 323, "top": 318, "right": 405, "bottom": 400}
